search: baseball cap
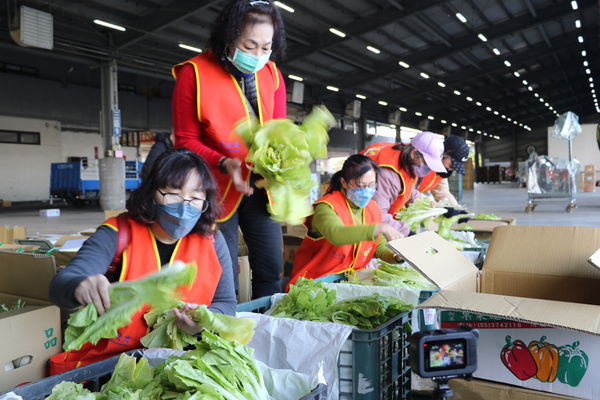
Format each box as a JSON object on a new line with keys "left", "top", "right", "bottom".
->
{"left": 410, "top": 131, "right": 447, "bottom": 173}
{"left": 444, "top": 135, "right": 470, "bottom": 175}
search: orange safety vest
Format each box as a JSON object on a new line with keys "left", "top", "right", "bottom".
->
{"left": 418, "top": 171, "right": 443, "bottom": 193}
{"left": 287, "top": 190, "right": 381, "bottom": 289}
{"left": 49, "top": 216, "right": 222, "bottom": 374}
{"left": 172, "top": 50, "right": 280, "bottom": 222}
{"left": 361, "top": 142, "right": 416, "bottom": 215}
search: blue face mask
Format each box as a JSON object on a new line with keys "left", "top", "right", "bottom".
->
{"left": 346, "top": 187, "right": 376, "bottom": 208}
{"left": 413, "top": 164, "right": 431, "bottom": 178}
{"left": 155, "top": 203, "right": 203, "bottom": 239}
{"left": 227, "top": 47, "right": 272, "bottom": 74}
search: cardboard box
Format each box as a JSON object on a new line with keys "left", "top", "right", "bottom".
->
{"left": 450, "top": 378, "right": 582, "bottom": 400}
{"left": 39, "top": 209, "right": 61, "bottom": 217}
{"left": 104, "top": 210, "right": 126, "bottom": 220}
{"left": 452, "top": 217, "right": 516, "bottom": 240}
{"left": 0, "top": 226, "right": 26, "bottom": 244}
{"left": 388, "top": 226, "right": 600, "bottom": 399}
{"left": 282, "top": 224, "right": 307, "bottom": 238}
{"left": 583, "top": 165, "right": 595, "bottom": 193}
{"left": 283, "top": 234, "right": 303, "bottom": 277}
{"left": 0, "top": 252, "right": 61, "bottom": 391}
{"left": 0, "top": 295, "right": 61, "bottom": 392}
{"left": 0, "top": 200, "right": 11, "bottom": 207}
{"left": 237, "top": 256, "right": 252, "bottom": 303}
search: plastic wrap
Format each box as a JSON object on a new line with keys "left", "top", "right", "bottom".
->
{"left": 552, "top": 111, "right": 582, "bottom": 141}
{"left": 527, "top": 155, "right": 580, "bottom": 195}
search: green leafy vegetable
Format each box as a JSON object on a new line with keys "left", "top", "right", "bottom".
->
{"left": 324, "top": 293, "right": 413, "bottom": 330}
{"left": 45, "top": 381, "right": 97, "bottom": 400}
{"left": 63, "top": 263, "right": 196, "bottom": 352}
{"left": 268, "top": 277, "right": 336, "bottom": 322}
{"left": 0, "top": 299, "right": 26, "bottom": 313}
{"left": 355, "top": 260, "right": 436, "bottom": 291}
{"left": 270, "top": 278, "right": 413, "bottom": 329}
{"left": 158, "top": 331, "right": 270, "bottom": 400}
{"left": 237, "top": 106, "right": 334, "bottom": 225}
{"left": 394, "top": 197, "right": 447, "bottom": 231}
{"left": 141, "top": 305, "right": 257, "bottom": 350}
{"left": 434, "top": 213, "right": 474, "bottom": 250}
{"left": 473, "top": 213, "right": 502, "bottom": 220}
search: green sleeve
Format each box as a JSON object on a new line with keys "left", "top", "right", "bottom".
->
{"left": 374, "top": 234, "right": 397, "bottom": 263}
{"left": 311, "top": 203, "right": 378, "bottom": 246}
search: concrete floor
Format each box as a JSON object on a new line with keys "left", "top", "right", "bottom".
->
{"left": 1, "top": 183, "right": 599, "bottom": 240}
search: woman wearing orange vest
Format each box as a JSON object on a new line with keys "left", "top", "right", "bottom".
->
{"left": 362, "top": 131, "right": 447, "bottom": 235}
{"left": 288, "top": 155, "right": 404, "bottom": 288}
{"left": 172, "top": 0, "right": 287, "bottom": 297}
{"left": 49, "top": 149, "right": 236, "bottom": 373}
{"left": 417, "top": 135, "right": 470, "bottom": 206}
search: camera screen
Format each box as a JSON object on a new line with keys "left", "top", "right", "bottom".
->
{"left": 425, "top": 339, "right": 466, "bottom": 371}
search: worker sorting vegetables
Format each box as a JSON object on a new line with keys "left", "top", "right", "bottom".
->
{"left": 287, "top": 154, "right": 405, "bottom": 288}
{"left": 361, "top": 131, "right": 448, "bottom": 235}
{"left": 48, "top": 149, "right": 237, "bottom": 374}
{"left": 417, "top": 135, "right": 470, "bottom": 206}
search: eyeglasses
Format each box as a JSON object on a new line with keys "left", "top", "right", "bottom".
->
{"left": 157, "top": 189, "right": 209, "bottom": 212}
{"left": 349, "top": 182, "right": 377, "bottom": 190}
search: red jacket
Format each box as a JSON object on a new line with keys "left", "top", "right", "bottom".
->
{"left": 418, "top": 171, "right": 443, "bottom": 193}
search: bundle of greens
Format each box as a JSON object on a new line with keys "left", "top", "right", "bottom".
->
{"left": 141, "top": 305, "right": 257, "bottom": 350}
{"left": 394, "top": 197, "right": 447, "bottom": 232}
{"left": 63, "top": 263, "right": 196, "bottom": 352}
{"left": 46, "top": 332, "right": 271, "bottom": 400}
{"left": 434, "top": 213, "right": 475, "bottom": 250}
{"left": 358, "top": 260, "right": 436, "bottom": 291}
{"left": 269, "top": 278, "right": 413, "bottom": 330}
{"left": 268, "top": 277, "right": 336, "bottom": 322}
{"left": 0, "top": 298, "right": 25, "bottom": 313}
{"left": 324, "top": 294, "right": 413, "bottom": 330}
{"left": 237, "top": 106, "right": 334, "bottom": 225}
{"left": 473, "top": 213, "right": 502, "bottom": 220}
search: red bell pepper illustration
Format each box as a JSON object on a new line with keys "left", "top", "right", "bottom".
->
{"left": 500, "top": 335, "right": 538, "bottom": 380}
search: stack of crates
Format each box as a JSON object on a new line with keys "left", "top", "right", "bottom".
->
{"left": 238, "top": 275, "right": 436, "bottom": 400}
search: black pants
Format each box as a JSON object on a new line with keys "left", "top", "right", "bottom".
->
{"left": 219, "top": 188, "right": 283, "bottom": 298}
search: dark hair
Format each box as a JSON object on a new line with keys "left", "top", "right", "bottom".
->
{"left": 127, "top": 149, "right": 220, "bottom": 236}
{"left": 328, "top": 154, "right": 379, "bottom": 194}
{"left": 393, "top": 143, "right": 418, "bottom": 178}
{"left": 209, "top": 0, "right": 287, "bottom": 61}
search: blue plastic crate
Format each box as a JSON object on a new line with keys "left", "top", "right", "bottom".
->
{"left": 3, "top": 350, "right": 325, "bottom": 400}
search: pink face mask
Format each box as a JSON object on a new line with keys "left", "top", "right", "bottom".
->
{"left": 413, "top": 164, "right": 431, "bottom": 177}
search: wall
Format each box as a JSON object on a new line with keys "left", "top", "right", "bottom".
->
{"left": 0, "top": 116, "right": 139, "bottom": 202}
{"left": 60, "top": 130, "right": 137, "bottom": 161}
{"left": 548, "top": 123, "right": 600, "bottom": 171}
{"left": 0, "top": 115, "right": 62, "bottom": 201}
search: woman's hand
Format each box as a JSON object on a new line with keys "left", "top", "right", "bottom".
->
{"left": 74, "top": 274, "right": 111, "bottom": 315}
{"left": 375, "top": 224, "right": 405, "bottom": 241}
{"left": 173, "top": 304, "right": 203, "bottom": 335}
{"left": 223, "top": 158, "right": 254, "bottom": 196}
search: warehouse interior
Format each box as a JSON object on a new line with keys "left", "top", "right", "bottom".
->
{"left": 1, "top": 0, "right": 600, "bottom": 399}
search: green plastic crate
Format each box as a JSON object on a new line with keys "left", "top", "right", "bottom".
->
{"left": 237, "top": 284, "right": 436, "bottom": 400}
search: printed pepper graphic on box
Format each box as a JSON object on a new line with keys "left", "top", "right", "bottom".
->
{"left": 500, "top": 335, "right": 538, "bottom": 380}
{"left": 528, "top": 336, "right": 559, "bottom": 382}
{"left": 557, "top": 341, "right": 589, "bottom": 387}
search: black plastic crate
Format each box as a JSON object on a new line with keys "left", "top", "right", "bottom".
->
{"left": 3, "top": 350, "right": 326, "bottom": 400}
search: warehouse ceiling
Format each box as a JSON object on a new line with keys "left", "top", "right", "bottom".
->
{"left": 0, "top": 0, "right": 599, "bottom": 141}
